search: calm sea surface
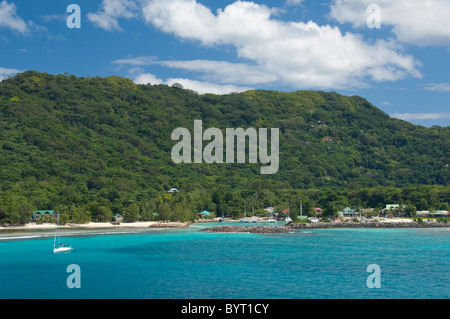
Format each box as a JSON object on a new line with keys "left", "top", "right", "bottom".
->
{"left": 0, "top": 222, "right": 449, "bottom": 299}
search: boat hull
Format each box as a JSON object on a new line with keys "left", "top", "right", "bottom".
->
{"left": 53, "top": 247, "right": 73, "bottom": 253}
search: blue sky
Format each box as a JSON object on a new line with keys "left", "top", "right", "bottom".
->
{"left": 1, "top": 0, "right": 449, "bottom": 127}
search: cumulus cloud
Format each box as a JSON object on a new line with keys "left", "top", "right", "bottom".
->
{"left": 134, "top": 72, "right": 164, "bottom": 85}
{"left": 114, "top": 56, "right": 276, "bottom": 85}
{"left": 133, "top": 72, "right": 251, "bottom": 94}
{"left": 88, "top": 0, "right": 139, "bottom": 31}
{"left": 141, "top": 0, "right": 421, "bottom": 89}
{"left": 329, "top": 0, "right": 450, "bottom": 46}
{"left": 0, "top": 1, "right": 29, "bottom": 33}
{"left": 0, "top": 66, "right": 22, "bottom": 81}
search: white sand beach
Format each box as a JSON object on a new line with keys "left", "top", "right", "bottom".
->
{"left": 0, "top": 221, "right": 159, "bottom": 231}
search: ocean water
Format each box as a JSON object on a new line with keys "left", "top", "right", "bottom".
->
{"left": 0, "top": 223, "right": 449, "bottom": 299}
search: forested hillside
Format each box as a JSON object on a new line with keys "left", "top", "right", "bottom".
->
{"left": 0, "top": 71, "right": 448, "bottom": 223}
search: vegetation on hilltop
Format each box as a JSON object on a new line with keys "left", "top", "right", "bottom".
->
{"left": 0, "top": 71, "right": 448, "bottom": 224}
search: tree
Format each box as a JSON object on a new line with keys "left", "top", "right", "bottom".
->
{"left": 404, "top": 205, "right": 417, "bottom": 218}
{"left": 123, "top": 203, "right": 140, "bottom": 222}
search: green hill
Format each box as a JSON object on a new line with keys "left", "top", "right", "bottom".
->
{"left": 0, "top": 71, "right": 448, "bottom": 223}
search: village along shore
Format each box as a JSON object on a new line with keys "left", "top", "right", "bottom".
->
{"left": 1, "top": 218, "right": 449, "bottom": 238}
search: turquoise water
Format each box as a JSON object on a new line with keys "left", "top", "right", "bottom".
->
{"left": 0, "top": 223, "right": 449, "bottom": 299}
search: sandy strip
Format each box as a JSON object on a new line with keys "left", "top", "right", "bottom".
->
{"left": 0, "top": 221, "right": 161, "bottom": 231}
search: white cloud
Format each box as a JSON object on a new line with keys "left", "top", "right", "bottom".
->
{"left": 113, "top": 56, "right": 158, "bottom": 66}
{"left": 285, "top": 0, "right": 305, "bottom": 6}
{"left": 0, "top": 66, "right": 22, "bottom": 81}
{"left": 329, "top": 0, "right": 450, "bottom": 46}
{"left": 141, "top": 0, "right": 421, "bottom": 89}
{"left": 133, "top": 72, "right": 251, "bottom": 94}
{"left": 166, "top": 77, "right": 252, "bottom": 94}
{"left": 0, "top": 1, "right": 29, "bottom": 33}
{"left": 134, "top": 73, "right": 164, "bottom": 85}
{"left": 391, "top": 113, "right": 450, "bottom": 121}
{"left": 113, "top": 56, "right": 276, "bottom": 85}
{"left": 424, "top": 83, "right": 450, "bottom": 92}
{"left": 88, "top": 0, "right": 138, "bottom": 31}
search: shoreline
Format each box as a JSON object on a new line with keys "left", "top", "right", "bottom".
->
{"left": 0, "top": 221, "right": 159, "bottom": 231}
{"left": 0, "top": 221, "right": 194, "bottom": 239}
{"left": 288, "top": 220, "right": 450, "bottom": 229}
{"left": 201, "top": 220, "right": 450, "bottom": 233}
{"left": 1, "top": 219, "right": 449, "bottom": 238}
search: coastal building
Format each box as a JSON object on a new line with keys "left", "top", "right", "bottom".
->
{"left": 385, "top": 204, "right": 407, "bottom": 211}
{"left": 32, "top": 210, "right": 58, "bottom": 221}
{"left": 338, "top": 207, "right": 356, "bottom": 218}
{"left": 417, "top": 210, "right": 449, "bottom": 218}
{"left": 198, "top": 210, "right": 213, "bottom": 217}
{"left": 416, "top": 210, "right": 430, "bottom": 217}
{"left": 313, "top": 207, "right": 323, "bottom": 215}
{"left": 113, "top": 214, "right": 123, "bottom": 222}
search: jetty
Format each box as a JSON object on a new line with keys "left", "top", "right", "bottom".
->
{"left": 200, "top": 221, "right": 449, "bottom": 233}
{"left": 287, "top": 221, "right": 450, "bottom": 229}
{"left": 200, "top": 225, "right": 297, "bottom": 233}
{"left": 148, "top": 222, "right": 191, "bottom": 228}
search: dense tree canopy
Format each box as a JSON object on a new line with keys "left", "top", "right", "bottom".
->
{"left": 0, "top": 71, "right": 448, "bottom": 224}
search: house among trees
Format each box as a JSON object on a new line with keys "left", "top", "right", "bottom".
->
{"left": 416, "top": 210, "right": 449, "bottom": 218}
{"left": 313, "top": 207, "right": 323, "bottom": 215}
{"left": 380, "top": 204, "right": 407, "bottom": 215}
{"left": 198, "top": 211, "right": 213, "bottom": 218}
{"left": 167, "top": 188, "right": 179, "bottom": 193}
{"left": 113, "top": 213, "right": 123, "bottom": 222}
{"left": 32, "top": 210, "right": 58, "bottom": 221}
{"left": 361, "top": 208, "right": 374, "bottom": 214}
{"left": 338, "top": 207, "right": 356, "bottom": 218}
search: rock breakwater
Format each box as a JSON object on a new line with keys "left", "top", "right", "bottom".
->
{"left": 148, "top": 222, "right": 191, "bottom": 228}
{"left": 287, "top": 221, "right": 450, "bottom": 229}
{"left": 200, "top": 225, "right": 297, "bottom": 233}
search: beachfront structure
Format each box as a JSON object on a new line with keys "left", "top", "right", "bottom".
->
{"left": 313, "top": 207, "right": 323, "bottom": 215}
{"left": 338, "top": 207, "right": 356, "bottom": 218}
{"left": 198, "top": 210, "right": 212, "bottom": 216}
{"left": 416, "top": 210, "right": 449, "bottom": 218}
{"left": 385, "top": 204, "right": 407, "bottom": 211}
{"left": 379, "top": 204, "right": 407, "bottom": 216}
{"left": 32, "top": 210, "right": 58, "bottom": 221}
{"left": 113, "top": 213, "right": 123, "bottom": 222}
{"left": 361, "top": 208, "right": 374, "bottom": 215}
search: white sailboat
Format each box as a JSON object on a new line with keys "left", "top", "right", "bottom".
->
{"left": 53, "top": 213, "right": 72, "bottom": 253}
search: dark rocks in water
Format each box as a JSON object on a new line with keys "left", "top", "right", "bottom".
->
{"left": 200, "top": 225, "right": 297, "bottom": 233}
{"left": 287, "top": 221, "right": 450, "bottom": 229}
{"left": 200, "top": 221, "right": 450, "bottom": 233}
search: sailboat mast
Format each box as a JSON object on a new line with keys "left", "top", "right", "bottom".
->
{"left": 300, "top": 200, "right": 303, "bottom": 217}
{"left": 53, "top": 213, "right": 59, "bottom": 249}
{"left": 244, "top": 201, "right": 246, "bottom": 217}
